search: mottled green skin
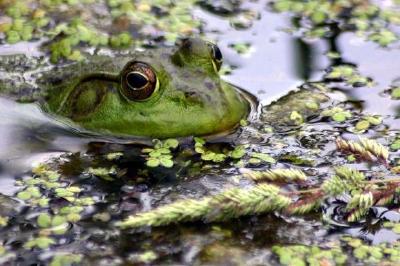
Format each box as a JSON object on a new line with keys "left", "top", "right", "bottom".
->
{"left": 1, "top": 39, "right": 250, "bottom": 138}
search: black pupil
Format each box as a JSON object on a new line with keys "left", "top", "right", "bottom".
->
{"left": 126, "top": 72, "right": 148, "bottom": 89}
{"left": 213, "top": 45, "right": 222, "bottom": 61}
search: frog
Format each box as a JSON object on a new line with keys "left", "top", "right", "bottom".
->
{"left": 0, "top": 38, "right": 251, "bottom": 139}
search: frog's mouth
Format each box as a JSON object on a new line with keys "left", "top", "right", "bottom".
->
{"left": 200, "top": 85, "right": 259, "bottom": 141}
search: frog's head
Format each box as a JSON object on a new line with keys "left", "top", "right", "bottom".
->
{"left": 46, "top": 38, "right": 250, "bottom": 138}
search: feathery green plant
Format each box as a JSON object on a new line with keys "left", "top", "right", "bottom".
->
{"left": 244, "top": 168, "right": 307, "bottom": 183}
{"left": 336, "top": 137, "right": 389, "bottom": 164}
{"left": 117, "top": 137, "right": 399, "bottom": 228}
{"left": 117, "top": 184, "right": 291, "bottom": 228}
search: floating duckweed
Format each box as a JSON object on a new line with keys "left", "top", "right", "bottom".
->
{"left": 364, "top": 115, "right": 382, "bottom": 126}
{"left": 326, "top": 65, "right": 372, "bottom": 87}
{"left": 342, "top": 236, "right": 400, "bottom": 264}
{"left": 390, "top": 137, "right": 400, "bottom": 151}
{"left": 321, "top": 107, "right": 352, "bottom": 122}
{"left": 194, "top": 138, "right": 228, "bottom": 163}
{"left": 327, "top": 65, "right": 354, "bottom": 78}
{"left": 326, "top": 51, "right": 340, "bottom": 59}
{"left": 272, "top": 244, "right": 347, "bottom": 266}
{"left": 201, "top": 151, "right": 227, "bottom": 163}
{"left": 271, "top": 0, "right": 400, "bottom": 47}
{"left": 110, "top": 32, "right": 133, "bottom": 48}
{"left": 353, "top": 115, "right": 381, "bottom": 133}
{"left": 250, "top": 152, "right": 276, "bottom": 164}
{"left": 390, "top": 87, "right": 400, "bottom": 99}
{"left": 17, "top": 186, "right": 42, "bottom": 200}
{"left": 229, "top": 42, "right": 252, "bottom": 54}
{"left": 0, "top": 0, "right": 202, "bottom": 61}
{"left": 93, "top": 212, "right": 111, "bottom": 222}
{"left": 289, "top": 110, "right": 304, "bottom": 125}
{"left": 50, "top": 253, "right": 82, "bottom": 266}
{"left": 24, "top": 236, "right": 56, "bottom": 249}
{"left": 0, "top": 216, "right": 8, "bottom": 227}
{"left": 54, "top": 188, "right": 75, "bottom": 198}
{"left": 143, "top": 139, "right": 178, "bottom": 168}
{"left": 347, "top": 154, "right": 356, "bottom": 162}
{"left": 75, "top": 197, "right": 95, "bottom": 206}
{"left": 355, "top": 120, "right": 370, "bottom": 132}
{"left": 230, "top": 145, "right": 247, "bottom": 159}
{"left": 369, "top": 29, "right": 398, "bottom": 46}
{"left": 383, "top": 222, "right": 400, "bottom": 234}
{"left": 65, "top": 213, "right": 81, "bottom": 223}
{"left": 304, "top": 100, "right": 319, "bottom": 110}
{"left": 279, "top": 153, "right": 314, "bottom": 166}
{"left": 6, "top": 30, "right": 21, "bottom": 44}
{"left": 17, "top": 190, "right": 32, "bottom": 200}
{"left": 32, "top": 164, "right": 61, "bottom": 181}
{"left": 106, "top": 152, "right": 124, "bottom": 160}
{"left": 37, "top": 213, "right": 52, "bottom": 228}
{"left": 60, "top": 206, "right": 84, "bottom": 215}
{"left": 37, "top": 213, "right": 69, "bottom": 235}
{"left": 88, "top": 166, "right": 118, "bottom": 180}
{"left": 136, "top": 251, "right": 158, "bottom": 263}
{"left": 239, "top": 119, "right": 248, "bottom": 127}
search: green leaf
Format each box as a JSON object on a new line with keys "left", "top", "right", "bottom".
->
{"left": 289, "top": 111, "right": 304, "bottom": 125}
{"left": 163, "top": 139, "right": 179, "bottom": 149}
{"left": 390, "top": 139, "right": 400, "bottom": 150}
{"left": 17, "top": 190, "right": 31, "bottom": 200}
{"left": 194, "top": 137, "right": 206, "bottom": 145}
{"left": 37, "top": 213, "right": 52, "bottom": 228}
{"left": 251, "top": 153, "right": 276, "bottom": 163}
{"left": 332, "top": 112, "right": 350, "bottom": 122}
{"left": 364, "top": 115, "right": 382, "bottom": 125}
{"left": 391, "top": 87, "right": 400, "bottom": 99}
{"left": 36, "top": 237, "right": 56, "bottom": 249}
{"left": 355, "top": 120, "right": 370, "bottom": 131}
{"left": 52, "top": 215, "right": 67, "bottom": 227}
{"left": 146, "top": 158, "right": 160, "bottom": 168}
{"left": 160, "top": 157, "right": 174, "bottom": 168}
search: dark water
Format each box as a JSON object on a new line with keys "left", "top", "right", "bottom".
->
{"left": 1, "top": 0, "right": 400, "bottom": 265}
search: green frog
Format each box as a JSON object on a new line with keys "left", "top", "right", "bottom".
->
{"left": 0, "top": 38, "right": 251, "bottom": 139}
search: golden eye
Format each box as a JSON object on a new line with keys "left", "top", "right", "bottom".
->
{"left": 120, "top": 61, "right": 159, "bottom": 101}
{"left": 207, "top": 42, "right": 223, "bottom": 71}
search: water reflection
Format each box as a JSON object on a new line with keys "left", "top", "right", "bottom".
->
{"left": 0, "top": 98, "right": 87, "bottom": 178}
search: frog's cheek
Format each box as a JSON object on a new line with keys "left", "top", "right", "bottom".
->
{"left": 62, "top": 80, "right": 109, "bottom": 120}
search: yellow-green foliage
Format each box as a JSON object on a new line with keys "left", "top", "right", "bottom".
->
{"left": 117, "top": 136, "right": 399, "bottom": 228}
{"left": 244, "top": 168, "right": 307, "bottom": 182}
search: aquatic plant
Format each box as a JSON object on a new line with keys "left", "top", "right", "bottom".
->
{"left": 117, "top": 137, "right": 398, "bottom": 228}
{"left": 0, "top": 0, "right": 201, "bottom": 62}
{"left": 272, "top": 236, "right": 400, "bottom": 265}
{"left": 142, "top": 138, "right": 179, "bottom": 168}
{"left": 271, "top": 0, "right": 400, "bottom": 46}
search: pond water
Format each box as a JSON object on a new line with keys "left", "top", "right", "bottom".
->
{"left": 1, "top": 0, "right": 400, "bottom": 265}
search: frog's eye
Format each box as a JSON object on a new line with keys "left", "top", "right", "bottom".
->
{"left": 207, "top": 42, "right": 223, "bottom": 72}
{"left": 120, "top": 62, "right": 159, "bottom": 101}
